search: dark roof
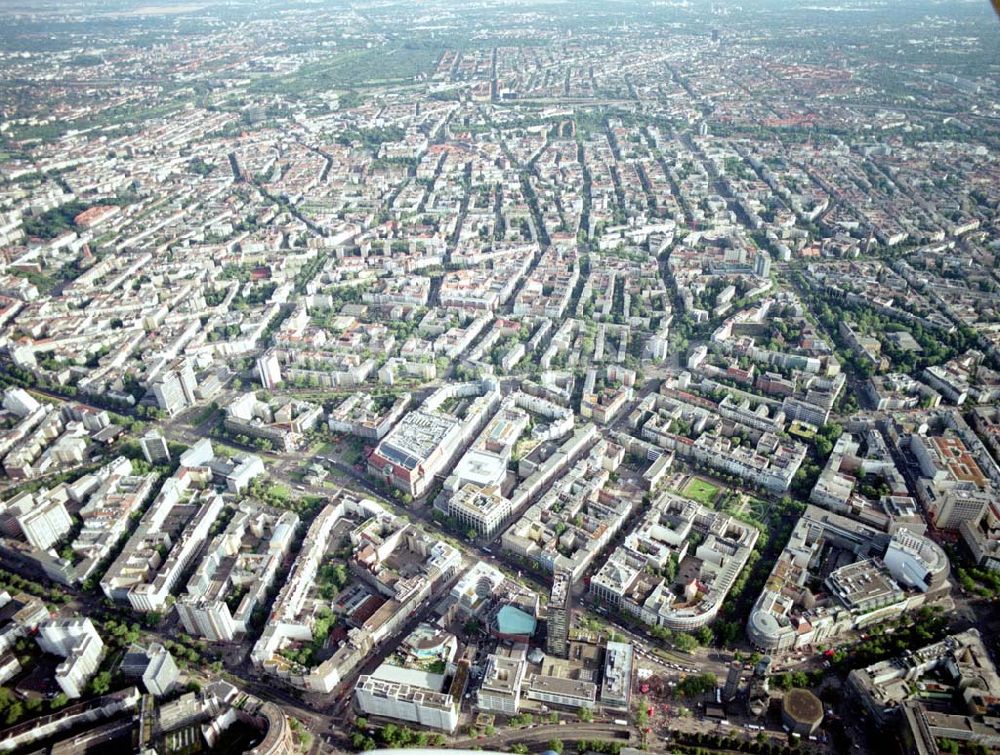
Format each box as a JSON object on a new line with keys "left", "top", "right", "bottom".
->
{"left": 783, "top": 688, "right": 823, "bottom": 723}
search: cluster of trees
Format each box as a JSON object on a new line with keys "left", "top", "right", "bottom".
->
{"left": 282, "top": 605, "right": 335, "bottom": 668}
{"left": 770, "top": 670, "right": 823, "bottom": 691}
{"left": 831, "top": 605, "right": 948, "bottom": 671}
{"left": 293, "top": 252, "right": 329, "bottom": 294}
{"left": 508, "top": 712, "right": 536, "bottom": 728}
{"left": 430, "top": 509, "right": 475, "bottom": 542}
{"left": 287, "top": 717, "right": 313, "bottom": 751}
{"left": 88, "top": 670, "right": 113, "bottom": 695}
{"left": 0, "top": 568, "right": 70, "bottom": 609}
{"left": 316, "top": 561, "right": 350, "bottom": 600}
{"left": 158, "top": 634, "right": 218, "bottom": 669}
{"left": 713, "top": 497, "right": 802, "bottom": 646}
{"left": 246, "top": 477, "right": 290, "bottom": 502}
{"left": 811, "top": 422, "right": 843, "bottom": 461}
{"left": 675, "top": 672, "right": 718, "bottom": 698}
{"left": 203, "top": 288, "right": 229, "bottom": 307}
{"left": 219, "top": 262, "right": 257, "bottom": 281}
{"left": 119, "top": 439, "right": 175, "bottom": 477}
{"left": 349, "top": 718, "right": 446, "bottom": 751}
{"left": 100, "top": 618, "right": 143, "bottom": 648}
{"left": 187, "top": 157, "right": 215, "bottom": 177}
{"left": 938, "top": 738, "right": 993, "bottom": 755}
{"left": 22, "top": 200, "right": 91, "bottom": 239}
{"left": 0, "top": 685, "right": 61, "bottom": 725}
{"left": 337, "top": 125, "right": 406, "bottom": 152}
{"left": 227, "top": 431, "right": 275, "bottom": 453}
{"left": 671, "top": 729, "right": 806, "bottom": 755}
{"left": 954, "top": 561, "right": 1000, "bottom": 599}
{"left": 646, "top": 624, "right": 710, "bottom": 653}
{"left": 801, "top": 275, "right": 979, "bottom": 375}
{"left": 232, "top": 282, "right": 277, "bottom": 309}
{"left": 566, "top": 739, "right": 623, "bottom": 754}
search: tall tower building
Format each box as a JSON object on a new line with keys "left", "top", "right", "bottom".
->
{"left": 257, "top": 350, "right": 282, "bottom": 390}
{"left": 755, "top": 251, "right": 772, "bottom": 279}
{"left": 177, "top": 359, "right": 198, "bottom": 405}
{"left": 152, "top": 372, "right": 187, "bottom": 416}
{"left": 176, "top": 597, "right": 237, "bottom": 642}
{"left": 547, "top": 571, "right": 572, "bottom": 659}
{"left": 152, "top": 359, "right": 199, "bottom": 416}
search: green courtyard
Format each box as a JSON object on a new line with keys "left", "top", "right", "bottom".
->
{"left": 681, "top": 477, "right": 723, "bottom": 506}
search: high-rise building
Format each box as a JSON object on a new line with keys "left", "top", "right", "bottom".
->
{"left": 257, "top": 350, "right": 282, "bottom": 390}
{"left": 36, "top": 618, "right": 103, "bottom": 699}
{"left": 176, "top": 597, "right": 237, "bottom": 642}
{"left": 2, "top": 388, "right": 40, "bottom": 418}
{"left": 755, "top": 251, "right": 772, "bottom": 278}
{"left": 121, "top": 642, "right": 179, "bottom": 697}
{"left": 152, "top": 371, "right": 188, "bottom": 416}
{"left": 177, "top": 359, "right": 198, "bottom": 405}
{"left": 547, "top": 571, "right": 572, "bottom": 659}
{"left": 140, "top": 430, "right": 171, "bottom": 465}
{"left": 152, "top": 359, "right": 198, "bottom": 416}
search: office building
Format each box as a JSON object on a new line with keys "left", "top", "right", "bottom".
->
{"left": 444, "top": 483, "right": 511, "bottom": 539}
{"left": 354, "top": 664, "right": 463, "bottom": 733}
{"left": 601, "top": 641, "right": 634, "bottom": 712}
{"left": 477, "top": 653, "right": 526, "bottom": 714}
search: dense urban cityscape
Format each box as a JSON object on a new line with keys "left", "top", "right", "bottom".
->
{"left": 0, "top": 0, "right": 998, "bottom": 754}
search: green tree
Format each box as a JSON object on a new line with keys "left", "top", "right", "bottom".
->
{"left": 4, "top": 701, "right": 23, "bottom": 725}
{"left": 673, "top": 632, "right": 698, "bottom": 652}
{"left": 50, "top": 692, "right": 69, "bottom": 710}
{"left": 547, "top": 739, "right": 564, "bottom": 754}
{"left": 637, "top": 696, "right": 650, "bottom": 727}
{"left": 381, "top": 723, "right": 399, "bottom": 745}
{"left": 815, "top": 436, "right": 832, "bottom": 459}
{"left": 90, "top": 671, "right": 112, "bottom": 695}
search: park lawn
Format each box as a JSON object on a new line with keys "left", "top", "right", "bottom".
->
{"left": 682, "top": 477, "right": 722, "bottom": 506}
